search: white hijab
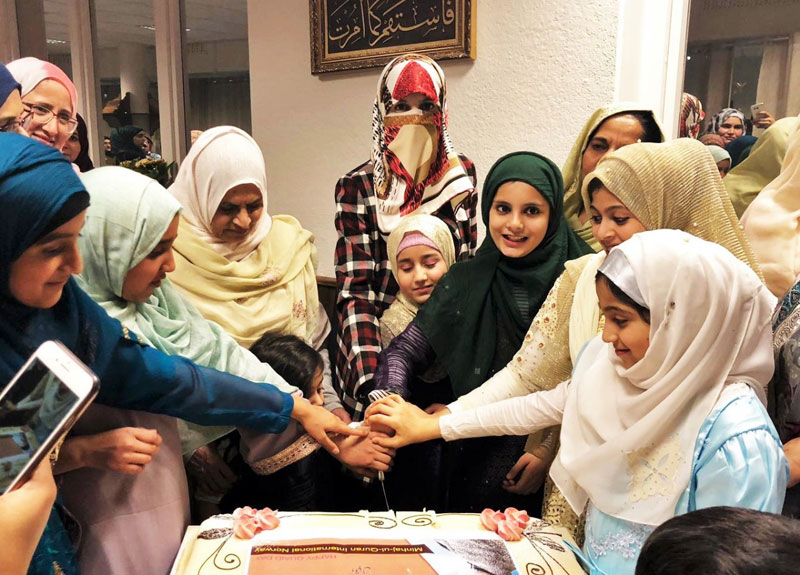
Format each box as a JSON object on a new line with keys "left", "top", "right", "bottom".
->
{"left": 741, "top": 115, "right": 800, "bottom": 298}
{"left": 169, "top": 126, "right": 272, "bottom": 261}
{"left": 550, "top": 230, "right": 775, "bottom": 526}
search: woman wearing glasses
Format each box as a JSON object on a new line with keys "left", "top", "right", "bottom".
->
{"left": 6, "top": 57, "right": 78, "bottom": 150}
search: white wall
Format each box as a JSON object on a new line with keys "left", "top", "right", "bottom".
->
{"left": 248, "top": 0, "right": 620, "bottom": 277}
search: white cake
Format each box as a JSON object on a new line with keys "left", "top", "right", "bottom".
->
{"left": 172, "top": 511, "right": 586, "bottom": 575}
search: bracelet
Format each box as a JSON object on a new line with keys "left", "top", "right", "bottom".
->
{"left": 49, "top": 436, "right": 65, "bottom": 467}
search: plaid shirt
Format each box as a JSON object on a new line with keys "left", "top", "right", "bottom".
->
{"left": 333, "top": 156, "right": 477, "bottom": 418}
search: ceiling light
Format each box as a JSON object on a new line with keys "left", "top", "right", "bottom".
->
{"left": 46, "top": 38, "right": 68, "bottom": 45}
{"left": 138, "top": 24, "right": 156, "bottom": 31}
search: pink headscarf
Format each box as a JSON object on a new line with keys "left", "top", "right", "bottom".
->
{"left": 6, "top": 57, "right": 77, "bottom": 115}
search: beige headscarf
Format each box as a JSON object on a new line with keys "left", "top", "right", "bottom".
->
{"left": 551, "top": 230, "right": 774, "bottom": 526}
{"left": 381, "top": 214, "right": 455, "bottom": 348}
{"left": 567, "top": 138, "right": 762, "bottom": 360}
{"left": 741, "top": 115, "right": 800, "bottom": 298}
{"left": 168, "top": 127, "right": 319, "bottom": 348}
{"left": 581, "top": 138, "right": 760, "bottom": 273}
{"left": 562, "top": 103, "right": 664, "bottom": 250}
{"left": 169, "top": 126, "right": 272, "bottom": 262}
{"left": 724, "top": 116, "right": 799, "bottom": 217}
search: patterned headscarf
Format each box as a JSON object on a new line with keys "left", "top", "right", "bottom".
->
{"left": 679, "top": 93, "right": 704, "bottom": 138}
{"left": 371, "top": 53, "right": 473, "bottom": 236}
{"left": 707, "top": 108, "right": 745, "bottom": 135}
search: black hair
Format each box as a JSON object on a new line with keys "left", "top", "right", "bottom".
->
{"left": 586, "top": 111, "right": 662, "bottom": 149}
{"left": 586, "top": 177, "right": 605, "bottom": 203}
{"left": 625, "top": 111, "right": 662, "bottom": 144}
{"left": 635, "top": 506, "right": 800, "bottom": 575}
{"left": 250, "top": 332, "right": 324, "bottom": 397}
{"left": 595, "top": 270, "right": 650, "bottom": 323}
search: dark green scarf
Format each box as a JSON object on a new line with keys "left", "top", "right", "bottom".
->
{"left": 416, "top": 151, "right": 592, "bottom": 397}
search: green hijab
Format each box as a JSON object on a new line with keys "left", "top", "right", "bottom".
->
{"left": 76, "top": 166, "right": 296, "bottom": 454}
{"left": 416, "top": 152, "right": 592, "bottom": 397}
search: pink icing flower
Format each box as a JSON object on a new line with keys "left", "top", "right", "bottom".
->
{"left": 233, "top": 517, "right": 257, "bottom": 539}
{"left": 497, "top": 519, "right": 524, "bottom": 541}
{"left": 480, "top": 507, "right": 531, "bottom": 541}
{"left": 232, "top": 506, "right": 280, "bottom": 539}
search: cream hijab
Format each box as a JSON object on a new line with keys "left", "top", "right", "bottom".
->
{"left": 168, "top": 127, "right": 319, "bottom": 348}
{"left": 382, "top": 214, "right": 455, "bottom": 346}
{"left": 741, "top": 115, "right": 800, "bottom": 298}
{"left": 567, "top": 138, "right": 761, "bottom": 361}
{"left": 169, "top": 126, "right": 272, "bottom": 261}
{"left": 724, "top": 116, "right": 798, "bottom": 217}
{"left": 551, "top": 230, "right": 775, "bottom": 526}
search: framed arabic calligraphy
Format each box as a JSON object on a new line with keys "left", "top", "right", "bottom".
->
{"left": 310, "top": 0, "right": 475, "bottom": 74}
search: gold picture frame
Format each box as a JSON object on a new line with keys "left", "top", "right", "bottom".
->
{"left": 310, "top": 0, "right": 476, "bottom": 74}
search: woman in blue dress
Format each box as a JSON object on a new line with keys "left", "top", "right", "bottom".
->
{"left": 0, "top": 133, "right": 361, "bottom": 575}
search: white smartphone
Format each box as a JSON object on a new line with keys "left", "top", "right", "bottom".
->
{"left": 0, "top": 341, "right": 99, "bottom": 494}
{"left": 751, "top": 103, "right": 764, "bottom": 118}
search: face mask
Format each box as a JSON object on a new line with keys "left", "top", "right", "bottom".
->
{"left": 386, "top": 123, "right": 438, "bottom": 186}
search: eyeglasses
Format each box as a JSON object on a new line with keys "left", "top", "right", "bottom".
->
{"left": 21, "top": 103, "right": 78, "bottom": 133}
{"left": 0, "top": 119, "right": 24, "bottom": 133}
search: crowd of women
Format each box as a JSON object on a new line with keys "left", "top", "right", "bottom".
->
{"left": 1, "top": 51, "right": 800, "bottom": 575}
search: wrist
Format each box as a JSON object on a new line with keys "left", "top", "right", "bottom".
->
{"left": 290, "top": 396, "right": 309, "bottom": 421}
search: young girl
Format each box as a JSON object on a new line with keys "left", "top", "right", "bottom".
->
{"left": 380, "top": 213, "right": 455, "bottom": 402}
{"left": 447, "top": 138, "right": 760, "bottom": 539}
{"left": 368, "top": 230, "right": 787, "bottom": 575}
{"left": 251, "top": 333, "right": 325, "bottom": 408}
{"left": 370, "top": 151, "right": 591, "bottom": 511}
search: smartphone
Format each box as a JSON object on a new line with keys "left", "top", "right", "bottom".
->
{"left": 0, "top": 341, "right": 99, "bottom": 494}
{"left": 751, "top": 103, "right": 764, "bottom": 118}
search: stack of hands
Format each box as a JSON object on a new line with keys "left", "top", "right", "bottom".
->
{"left": 366, "top": 394, "right": 550, "bottom": 495}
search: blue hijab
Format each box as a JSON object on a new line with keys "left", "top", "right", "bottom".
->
{"left": 0, "top": 133, "right": 294, "bottom": 575}
{"left": 0, "top": 62, "right": 20, "bottom": 105}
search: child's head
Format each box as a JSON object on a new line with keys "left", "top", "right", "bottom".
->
{"left": 388, "top": 214, "right": 455, "bottom": 306}
{"left": 595, "top": 270, "right": 650, "bottom": 369}
{"left": 250, "top": 332, "right": 324, "bottom": 406}
{"left": 482, "top": 151, "right": 563, "bottom": 259}
{"left": 586, "top": 179, "right": 646, "bottom": 253}
{"left": 635, "top": 506, "right": 800, "bottom": 575}
{"left": 706, "top": 144, "right": 732, "bottom": 178}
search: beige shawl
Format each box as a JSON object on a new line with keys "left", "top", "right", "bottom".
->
{"left": 741, "top": 115, "right": 800, "bottom": 298}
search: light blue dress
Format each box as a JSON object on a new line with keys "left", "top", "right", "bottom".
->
{"left": 574, "top": 388, "right": 789, "bottom": 575}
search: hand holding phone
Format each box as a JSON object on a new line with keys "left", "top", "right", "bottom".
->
{"left": 0, "top": 341, "right": 99, "bottom": 494}
{"left": 751, "top": 103, "right": 775, "bottom": 128}
{"left": 0, "top": 458, "right": 57, "bottom": 575}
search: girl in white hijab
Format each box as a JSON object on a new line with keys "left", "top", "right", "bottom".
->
{"left": 366, "top": 230, "right": 787, "bottom": 575}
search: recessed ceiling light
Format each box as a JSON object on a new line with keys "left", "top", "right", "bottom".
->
{"left": 46, "top": 38, "right": 68, "bottom": 45}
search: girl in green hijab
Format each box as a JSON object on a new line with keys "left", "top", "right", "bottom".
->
{"left": 369, "top": 151, "right": 591, "bottom": 511}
